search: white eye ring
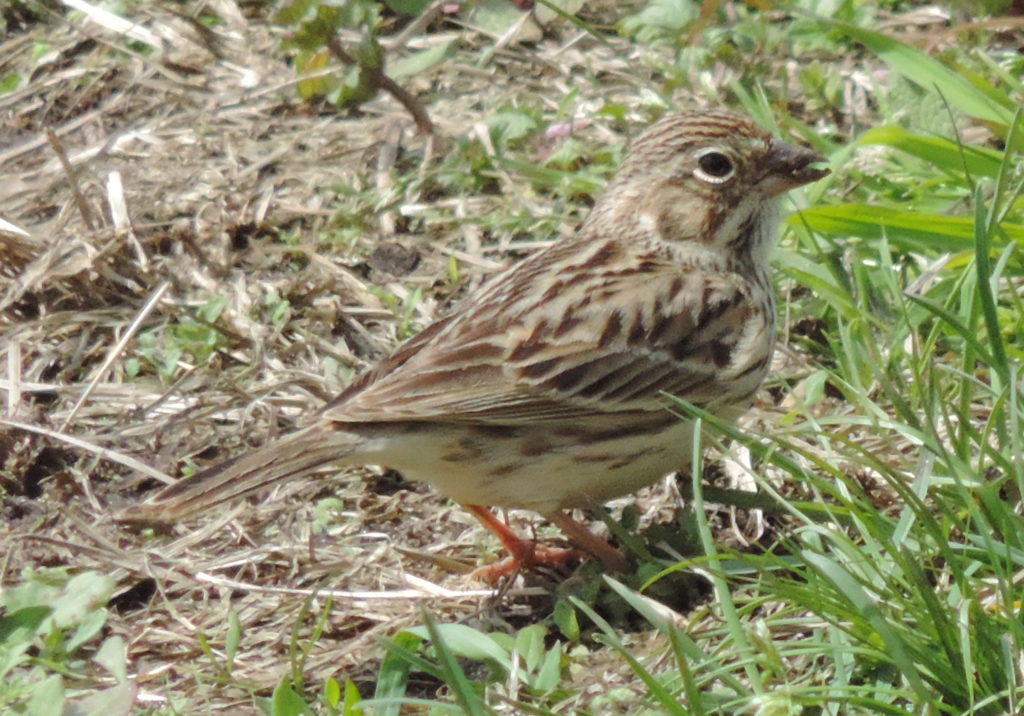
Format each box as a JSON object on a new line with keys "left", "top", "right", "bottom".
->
{"left": 693, "top": 148, "right": 736, "bottom": 184}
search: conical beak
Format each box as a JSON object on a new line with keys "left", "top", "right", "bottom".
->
{"left": 758, "top": 138, "right": 830, "bottom": 196}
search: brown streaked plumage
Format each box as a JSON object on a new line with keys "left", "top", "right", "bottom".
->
{"left": 119, "top": 109, "right": 829, "bottom": 578}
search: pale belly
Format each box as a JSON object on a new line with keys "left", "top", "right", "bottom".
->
{"left": 342, "top": 416, "right": 698, "bottom": 514}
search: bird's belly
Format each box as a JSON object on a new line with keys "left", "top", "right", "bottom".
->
{"left": 355, "top": 418, "right": 696, "bottom": 513}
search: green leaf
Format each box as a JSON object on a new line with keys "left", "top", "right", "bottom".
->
{"left": 198, "top": 294, "right": 228, "bottom": 322}
{"left": 384, "top": 0, "right": 433, "bottom": 14}
{"left": 802, "top": 552, "right": 932, "bottom": 702}
{"left": 389, "top": 39, "right": 456, "bottom": 81}
{"left": 972, "top": 185, "right": 1010, "bottom": 386}
{"left": 552, "top": 597, "right": 579, "bottom": 641}
{"left": 471, "top": 0, "right": 531, "bottom": 38}
{"left": 776, "top": 253, "right": 847, "bottom": 311}
{"left": 405, "top": 623, "right": 511, "bottom": 672}
{"left": 65, "top": 681, "right": 135, "bottom": 716}
{"left": 373, "top": 631, "right": 420, "bottom": 716}
{"left": 341, "top": 678, "right": 363, "bottom": 716}
{"left": 570, "top": 594, "right": 688, "bottom": 716}
{"left": 824, "top": 20, "right": 1014, "bottom": 126}
{"left": 533, "top": 641, "right": 563, "bottom": 693}
{"left": 0, "top": 72, "right": 21, "bottom": 93}
{"left": 94, "top": 636, "right": 128, "bottom": 684}
{"left": 353, "top": 36, "right": 383, "bottom": 71}
{"left": 419, "top": 613, "right": 488, "bottom": 716}
{"left": 790, "top": 204, "right": 1024, "bottom": 253}
{"left": 858, "top": 125, "right": 1004, "bottom": 178}
{"left": 619, "top": 0, "right": 697, "bottom": 43}
{"left": 295, "top": 49, "right": 331, "bottom": 99}
{"left": 487, "top": 109, "right": 540, "bottom": 145}
{"left": 124, "top": 357, "right": 139, "bottom": 378}
{"left": 0, "top": 606, "right": 52, "bottom": 643}
{"left": 513, "top": 625, "right": 545, "bottom": 672}
{"left": 65, "top": 607, "right": 107, "bottom": 653}
{"left": 273, "top": 0, "right": 319, "bottom": 26}
{"left": 25, "top": 674, "right": 65, "bottom": 716}
{"left": 495, "top": 156, "right": 604, "bottom": 196}
{"left": 271, "top": 678, "right": 315, "bottom": 716}
{"left": 225, "top": 609, "right": 241, "bottom": 673}
{"left": 323, "top": 677, "right": 342, "bottom": 709}
{"left": 65, "top": 567, "right": 116, "bottom": 606}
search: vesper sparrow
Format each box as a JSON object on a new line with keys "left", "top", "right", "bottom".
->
{"left": 121, "top": 109, "right": 829, "bottom": 576}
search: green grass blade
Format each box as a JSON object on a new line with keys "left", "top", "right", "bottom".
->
{"left": 372, "top": 631, "right": 421, "bottom": 716}
{"left": 687, "top": 421, "right": 763, "bottom": 694}
{"left": 419, "top": 611, "right": 489, "bottom": 716}
{"left": 821, "top": 20, "right": 1014, "bottom": 125}
{"left": 790, "top": 204, "right": 1024, "bottom": 253}
{"left": 569, "top": 597, "right": 689, "bottom": 715}
{"left": 604, "top": 576, "right": 749, "bottom": 701}
{"left": 801, "top": 552, "right": 931, "bottom": 702}
{"left": 858, "top": 125, "right": 1004, "bottom": 177}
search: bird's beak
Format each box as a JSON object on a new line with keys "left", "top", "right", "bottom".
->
{"left": 758, "top": 138, "right": 830, "bottom": 196}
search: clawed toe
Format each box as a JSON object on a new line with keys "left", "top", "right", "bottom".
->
{"left": 469, "top": 545, "right": 586, "bottom": 583}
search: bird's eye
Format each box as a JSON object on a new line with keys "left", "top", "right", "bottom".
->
{"left": 694, "top": 150, "right": 735, "bottom": 184}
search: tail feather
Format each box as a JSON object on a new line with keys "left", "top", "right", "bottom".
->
{"left": 117, "top": 424, "right": 356, "bottom": 523}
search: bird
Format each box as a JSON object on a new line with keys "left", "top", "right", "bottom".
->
{"left": 119, "top": 109, "right": 829, "bottom": 579}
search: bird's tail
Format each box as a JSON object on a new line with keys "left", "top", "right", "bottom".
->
{"left": 116, "top": 424, "right": 356, "bottom": 523}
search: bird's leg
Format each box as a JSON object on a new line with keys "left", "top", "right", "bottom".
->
{"left": 546, "top": 510, "right": 629, "bottom": 573}
{"left": 463, "top": 505, "right": 627, "bottom": 582}
{"left": 464, "top": 504, "right": 583, "bottom": 582}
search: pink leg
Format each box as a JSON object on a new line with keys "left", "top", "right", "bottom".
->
{"left": 463, "top": 505, "right": 627, "bottom": 582}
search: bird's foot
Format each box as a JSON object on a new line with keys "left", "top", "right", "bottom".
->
{"left": 463, "top": 504, "right": 626, "bottom": 583}
{"left": 469, "top": 544, "right": 586, "bottom": 583}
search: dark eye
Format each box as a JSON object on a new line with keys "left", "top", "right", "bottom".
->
{"left": 694, "top": 150, "right": 735, "bottom": 184}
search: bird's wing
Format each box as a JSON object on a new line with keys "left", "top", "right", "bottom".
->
{"left": 322, "top": 237, "right": 769, "bottom": 425}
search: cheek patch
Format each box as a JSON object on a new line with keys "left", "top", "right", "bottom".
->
{"left": 638, "top": 183, "right": 710, "bottom": 243}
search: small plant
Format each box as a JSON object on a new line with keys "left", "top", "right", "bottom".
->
{"left": 363, "top": 615, "right": 568, "bottom": 713}
{"left": 0, "top": 568, "right": 129, "bottom": 714}
{"left": 128, "top": 295, "right": 228, "bottom": 382}
{"left": 274, "top": 0, "right": 452, "bottom": 132}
